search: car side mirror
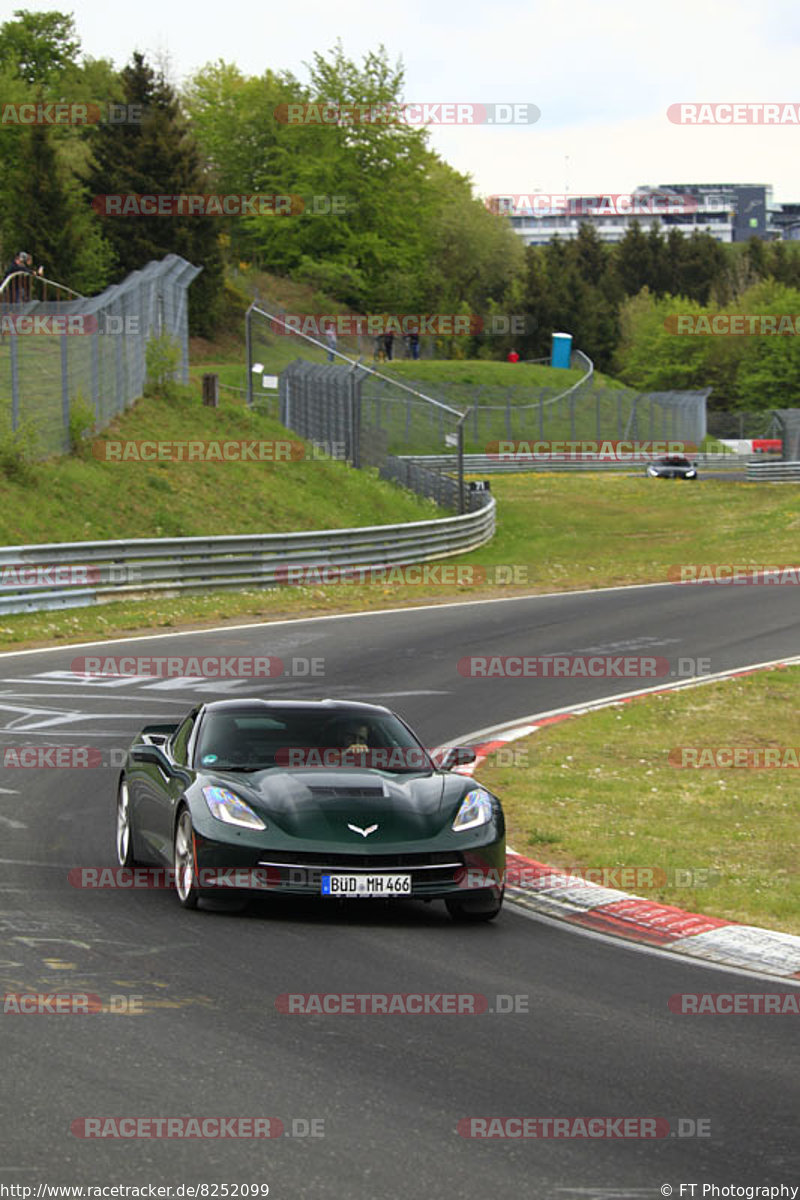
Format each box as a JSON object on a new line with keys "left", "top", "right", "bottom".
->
{"left": 436, "top": 746, "right": 477, "bottom": 770}
{"left": 130, "top": 743, "right": 172, "bottom": 772}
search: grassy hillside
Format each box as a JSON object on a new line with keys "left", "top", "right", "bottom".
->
{"left": 191, "top": 271, "right": 625, "bottom": 406}
{"left": 0, "top": 385, "right": 440, "bottom": 546}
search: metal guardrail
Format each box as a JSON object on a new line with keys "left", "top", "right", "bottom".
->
{"left": 380, "top": 455, "right": 487, "bottom": 508}
{"left": 0, "top": 499, "right": 496, "bottom": 615}
{"left": 397, "top": 453, "right": 753, "bottom": 474}
{"left": 746, "top": 460, "right": 800, "bottom": 481}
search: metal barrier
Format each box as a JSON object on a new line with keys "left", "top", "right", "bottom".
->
{"left": 746, "top": 460, "right": 800, "bottom": 481}
{"left": 396, "top": 453, "right": 752, "bottom": 474}
{"left": 379, "top": 455, "right": 488, "bottom": 508}
{"left": 0, "top": 498, "right": 495, "bottom": 615}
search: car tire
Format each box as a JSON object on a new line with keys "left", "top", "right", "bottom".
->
{"left": 115, "top": 777, "right": 139, "bottom": 868}
{"left": 174, "top": 806, "right": 203, "bottom": 910}
{"left": 445, "top": 888, "right": 504, "bottom": 923}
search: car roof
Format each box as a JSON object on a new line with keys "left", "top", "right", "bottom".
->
{"left": 200, "top": 698, "right": 394, "bottom": 718}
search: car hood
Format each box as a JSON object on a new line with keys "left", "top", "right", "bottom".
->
{"left": 205, "top": 768, "right": 469, "bottom": 843}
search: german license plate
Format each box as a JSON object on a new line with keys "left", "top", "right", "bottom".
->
{"left": 321, "top": 873, "right": 411, "bottom": 897}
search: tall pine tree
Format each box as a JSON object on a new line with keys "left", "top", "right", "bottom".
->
{"left": 89, "top": 52, "right": 223, "bottom": 335}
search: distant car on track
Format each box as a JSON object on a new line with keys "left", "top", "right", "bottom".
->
{"left": 646, "top": 454, "right": 698, "bottom": 479}
{"left": 115, "top": 698, "right": 505, "bottom": 922}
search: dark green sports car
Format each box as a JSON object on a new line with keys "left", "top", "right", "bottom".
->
{"left": 115, "top": 698, "right": 505, "bottom": 921}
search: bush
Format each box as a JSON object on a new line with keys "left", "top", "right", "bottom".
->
{"left": 145, "top": 332, "right": 182, "bottom": 398}
{"left": 0, "top": 418, "right": 39, "bottom": 483}
{"left": 68, "top": 394, "right": 96, "bottom": 455}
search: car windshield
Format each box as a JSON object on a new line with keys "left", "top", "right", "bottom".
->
{"left": 660, "top": 455, "right": 691, "bottom": 466}
{"left": 192, "top": 707, "right": 433, "bottom": 773}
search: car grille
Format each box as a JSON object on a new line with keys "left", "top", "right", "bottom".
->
{"left": 255, "top": 850, "right": 464, "bottom": 895}
{"left": 258, "top": 850, "right": 461, "bottom": 869}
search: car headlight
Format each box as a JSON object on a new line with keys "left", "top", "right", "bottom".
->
{"left": 452, "top": 788, "right": 494, "bottom": 831}
{"left": 202, "top": 786, "right": 266, "bottom": 830}
{"left": 685, "top": 469, "right": 696, "bottom": 478}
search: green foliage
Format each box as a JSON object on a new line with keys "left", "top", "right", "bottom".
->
{"left": 0, "top": 11, "right": 116, "bottom": 289}
{"left": 0, "top": 416, "right": 39, "bottom": 482}
{"left": 0, "top": 10, "right": 80, "bottom": 85}
{"left": 88, "top": 52, "right": 224, "bottom": 335}
{"left": 145, "top": 331, "right": 182, "bottom": 397}
{"left": 68, "top": 393, "right": 96, "bottom": 455}
{"left": 613, "top": 279, "right": 800, "bottom": 409}
{"left": 183, "top": 45, "right": 522, "bottom": 319}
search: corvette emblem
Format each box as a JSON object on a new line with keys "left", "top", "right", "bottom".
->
{"left": 347, "top": 823, "right": 378, "bottom": 838}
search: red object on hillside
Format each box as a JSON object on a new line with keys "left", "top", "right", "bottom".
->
{"left": 507, "top": 349, "right": 520, "bottom": 363}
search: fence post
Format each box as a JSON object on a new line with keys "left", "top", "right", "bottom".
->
{"left": 245, "top": 305, "right": 254, "bottom": 408}
{"left": 60, "top": 333, "right": 70, "bottom": 452}
{"left": 349, "top": 361, "right": 362, "bottom": 468}
{"left": 10, "top": 334, "right": 20, "bottom": 432}
{"left": 202, "top": 373, "right": 219, "bottom": 407}
{"left": 91, "top": 327, "right": 100, "bottom": 425}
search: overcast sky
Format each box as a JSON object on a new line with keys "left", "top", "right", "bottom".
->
{"left": 31, "top": 0, "right": 800, "bottom": 202}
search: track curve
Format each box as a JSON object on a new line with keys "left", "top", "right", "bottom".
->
{"left": 1, "top": 583, "right": 798, "bottom": 1198}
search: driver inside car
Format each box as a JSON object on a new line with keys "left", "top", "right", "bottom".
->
{"left": 340, "top": 723, "right": 370, "bottom": 756}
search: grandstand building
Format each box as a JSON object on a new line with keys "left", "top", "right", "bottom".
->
{"left": 491, "top": 183, "right": 793, "bottom": 245}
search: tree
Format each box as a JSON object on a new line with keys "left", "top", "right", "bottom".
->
{"left": 89, "top": 52, "right": 223, "bottom": 334}
{"left": 0, "top": 9, "right": 80, "bottom": 86}
{"left": 613, "top": 222, "right": 654, "bottom": 296}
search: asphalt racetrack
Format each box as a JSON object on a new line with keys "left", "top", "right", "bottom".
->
{"left": 1, "top": 583, "right": 798, "bottom": 1198}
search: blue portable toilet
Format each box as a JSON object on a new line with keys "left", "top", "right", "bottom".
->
{"left": 551, "top": 331, "right": 572, "bottom": 369}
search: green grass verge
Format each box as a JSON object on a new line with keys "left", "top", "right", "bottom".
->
{"left": 1, "top": 473, "right": 797, "bottom": 651}
{"left": 473, "top": 665, "right": 800, "bottom": 934}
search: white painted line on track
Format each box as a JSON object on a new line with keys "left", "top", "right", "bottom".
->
{"left": 0, "top": 579, "right": 695, "bottom": 660}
